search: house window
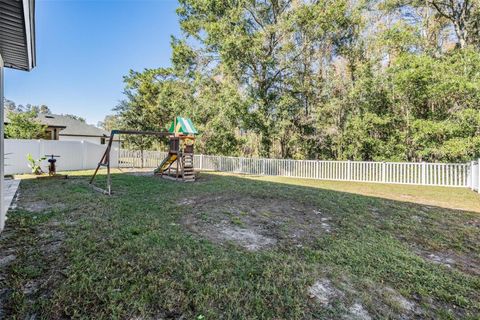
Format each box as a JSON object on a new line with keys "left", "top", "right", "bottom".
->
{"left": 101, "top": 137, "right": 106, "bottom": 145}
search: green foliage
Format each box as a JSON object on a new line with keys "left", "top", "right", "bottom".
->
{"left": 62, "top": 114, "right": 86, "bottom": 123}
{"left": 26, "top": 154, "right": 46, "bottom": 175}
{"left": 5, "top": 111, "right": 47, "bottom": 139}
{"left": 97, "top": 114, "right": 121, "bottom": 132}
{"left": 107, "top": 0, "right": 480, "bottom": 163}
{"left": 5, "top": 100, "right": 51, "bottom": 114}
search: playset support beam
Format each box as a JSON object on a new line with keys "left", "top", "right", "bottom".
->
{"left": 89, "top": 130, "right": 170, "bottom": 195}
{"left": 90, "top": 117, "right": 198, "bottom": 195}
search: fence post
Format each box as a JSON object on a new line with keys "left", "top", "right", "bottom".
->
{"left": 382, "top": 162, "right": 386, "bottom": 183}
{"left": 39, "top": 139, "right": 45, "bottom": 169}
{"left": 478, "top": 159, "right": 480, "bottom": 193}
{"left": 38, "top": 139, "right": 44, "bottom": 160}
{"left": 470, "top": 161, "right": 474, "bottom": 190}
{"left": 81, "top": 141, "right": 87, "bottom": 170}
{"left": 200, "top": 154, "right": 204, "bottom": 170}
{"left": 240, "top": 157, "right": 244, "bottom": 173}
{"left": 347, "top": 160, "right": 351, "bottom": 181}
{"left": 262, "top": 158, "right": 266, "bottom": 175}
{"left": 421, "top": 161, "right": 426, "bottom": 185}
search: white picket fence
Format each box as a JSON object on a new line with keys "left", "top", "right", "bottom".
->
{"left": 118, "top": 150, "right": 480, "bottom": 191}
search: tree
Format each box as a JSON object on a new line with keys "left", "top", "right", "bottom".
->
{"left": 98, "top": 115, "right": 121, "bottom": 132}
{"left": 382, "top": 0, "right": 480, "bottom": 49}
{"left": 63, "top": 114, "right": 86, "bottom": 123}
{"left": 3, "top": 99, "right": 52, "bottom": 114}
{"left": 4, "top": 99, "right": 17, "bottom": 112}
{"left": 5, "top": 111, "right": 46, "bottom": 139}
{"left": 107, "top": 0, "right": 480, "bottom": 163}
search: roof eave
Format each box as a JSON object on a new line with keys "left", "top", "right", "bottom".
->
{"left": 0, "top": 0, "right": 36, "bottom": 71}
{"left": 23, "top": 0, "right": 36, "bottom": 71}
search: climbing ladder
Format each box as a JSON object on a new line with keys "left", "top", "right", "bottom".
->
{"left": 182, "top": 153, "right": 195, "bottom": 182}
{"left": 156, "top": 152, "right": 195, "bottom": 182}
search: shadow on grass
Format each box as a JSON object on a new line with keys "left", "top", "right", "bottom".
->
{"left": 1, "top": 170, "right": 479, "bottom": 319}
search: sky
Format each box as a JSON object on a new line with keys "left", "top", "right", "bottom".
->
{"left": 5, "top": 0, "right": 181, "bottom": 126}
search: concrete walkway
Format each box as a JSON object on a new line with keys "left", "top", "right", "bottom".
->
{"left": 3, "top": 179, "right": 20, "bottom": 214}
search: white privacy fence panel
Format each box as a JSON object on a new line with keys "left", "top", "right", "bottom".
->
{"left": 119, "top": 149, "right": 478, "bottom": 190}
{"left": 4, "top": 139, "right": 118, "bottom": 175}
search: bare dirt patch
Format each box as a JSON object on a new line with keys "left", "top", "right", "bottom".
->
{"left": 120, "top": 168, "right": 154, "bottom": 175}
{"left": 124, "top": 170, "right": 155, "bottom": 177}
{"left": 0, "top": 254, "right": 16, "bottom": 268}
{"left": 344, "top": 303, "right": 372, "bottom": 320}
{"left": 18, "top": 199, "right": 50, "bottom": 212}
{"left": 308, "top": 279, "right": 372, "bottom": 320}
{"left": 15, "top": 194, "right": 66, "bottom": 213}
{"left": 381, "top": 287, "right": 419, "bottom": 316}
{"left": 217, "top": 223, "right": 276, "bottom": 251}
{"left": 308, "top": 279, "right": 343, "bottom": 305}
{"left": 415, "top": 248, "right": 480, "bottom": 276}
{"left": 0, "top": 217, "right": 68, "bottom": 318}
{"left": 180, "top": 194, "right": 333, "bottom": 250}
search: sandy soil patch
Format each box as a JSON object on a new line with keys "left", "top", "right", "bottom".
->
{"left": 308, "top": 279, "right": 343, "bottom": 305}
{"left": 15, "top": 195, "right": 66, "bottom": 213}
{"left": 0, "top": 218, "right": 68, "bottom": 317}
{"left": 381, "top": 287, "right": 419, "bottom": 316}
{"left": 308, "top": 279, "right": 372, "bottom": 320}
{"left": 0, "top": 254, "right": 16, "bottom": 268}
{"left": 344, "top": 303, "right": 371, "bottom": 320}
{"left": 414, "top": 248, "right": 480, "bottom": 276}
{"left": 180, "top": 194, "right": 334, "bottom": 251}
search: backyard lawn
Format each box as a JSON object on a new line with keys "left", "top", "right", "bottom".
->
{"left": 1, "top": 170, "right": 479, "bottom": 319}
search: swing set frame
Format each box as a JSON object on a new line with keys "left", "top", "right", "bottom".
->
{"left": 89, "top": 130, "right": 170, "bottom": 195}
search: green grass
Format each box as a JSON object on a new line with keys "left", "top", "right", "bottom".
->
{"left": 1, "top": 170, "right": 479, "bottom": 319}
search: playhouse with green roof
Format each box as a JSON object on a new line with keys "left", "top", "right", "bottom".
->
{"left": 154, "top": 117, "right": 197, "bottom": 182}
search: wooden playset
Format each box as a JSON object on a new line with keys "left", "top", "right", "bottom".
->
{"left": 153, "top": 116, "right": 197, "bottom": 181}
{"left": 89, "top": 117, "right": 198, "bottom": 194}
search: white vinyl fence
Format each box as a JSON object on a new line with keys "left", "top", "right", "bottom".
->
{"left": 471, "top": 160, "right": 479, "bottom": 192}
{"left": 4, "top": 139, "right": 118, "bottom": 175}
{"left": 118, "top": 150, "right": 480, "bottom": 191}
{"left": 3, "top": 141, "right": 478, "bottom": 191}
